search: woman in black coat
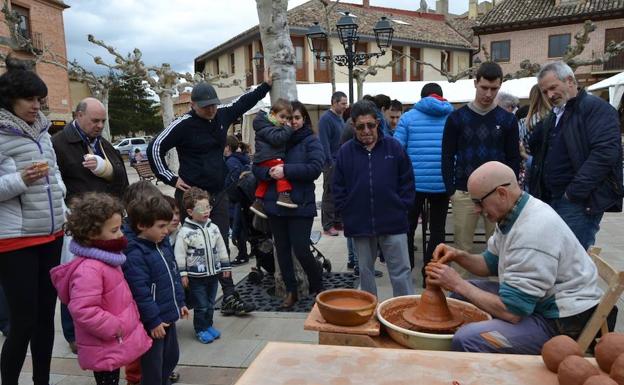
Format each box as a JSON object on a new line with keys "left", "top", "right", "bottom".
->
{"left": 252, "top": 101, "right": 324, "bottom": 308}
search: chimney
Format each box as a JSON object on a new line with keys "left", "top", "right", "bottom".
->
{"left": 469, "top": 0, "right": 478, "bottom": 19}
{"left": 436, "top": 0, "right": 448, "bottom": 15}
{"left": 363, "top": 0, "right": 369, "bottom": 7}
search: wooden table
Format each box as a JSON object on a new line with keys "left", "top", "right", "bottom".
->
{"left": 235, "top": 342, "right": 569, "bottom": 385}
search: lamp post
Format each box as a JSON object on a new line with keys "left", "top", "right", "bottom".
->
{"left": 252, "top": 51, "right": 264, "bottom": 83}
{"left": 306, "top": 12, "right": 394, "bottom": 104}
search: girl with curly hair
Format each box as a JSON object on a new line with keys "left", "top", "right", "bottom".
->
{"left": 50, "top": 193, "right": 152, "bottom": 385}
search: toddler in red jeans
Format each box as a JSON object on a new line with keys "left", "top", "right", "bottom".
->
{"left": 250, "top": 99, "right": 298, "bottom": 218}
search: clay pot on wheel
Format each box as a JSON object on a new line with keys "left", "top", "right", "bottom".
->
{"left": 402, "top": 274, "right": 462, "bottom": 332}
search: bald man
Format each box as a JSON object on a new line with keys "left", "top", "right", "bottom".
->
{"left": 52, "top": 97, "right": 129, "bottom": 353}
{"left": 53, "top": 97, "right": 128, "bottom": 201}
{"left": 426, "top": 161, "right": 606, "bottom": 354}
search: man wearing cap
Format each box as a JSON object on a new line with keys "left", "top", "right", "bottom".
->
{"left": 148, "top": 68, "right": 272, "bottom": 315}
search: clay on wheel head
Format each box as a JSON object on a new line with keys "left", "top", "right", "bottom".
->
{"left": 541, "top": 335, "right": 583, "bottom": 373}
{"left": 596, "top": 333, "right": 624, "bottom": 373}
{"left": 558, "top": 355, "right": 600, "bottom": 385}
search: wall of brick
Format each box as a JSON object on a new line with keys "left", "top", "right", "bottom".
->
{"left": 0, "top": 0, "right": 71, "bottom": 122}
{"left": 477, "top": 19, "right": 624, "bottom": 81}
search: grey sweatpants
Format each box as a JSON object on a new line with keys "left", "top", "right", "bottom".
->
{"left": 353, "top": 234, "right": 414, "bottom": 297}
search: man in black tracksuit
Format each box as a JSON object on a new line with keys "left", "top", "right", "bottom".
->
{"left": 148, "top": 71, "right": 272, "bottom": 315}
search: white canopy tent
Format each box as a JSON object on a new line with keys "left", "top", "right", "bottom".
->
{"left": 239, "top": 77, "right": 539, "bottom": 148}
{"left": 588, "top": 71, "right": 624, "bottom": 109}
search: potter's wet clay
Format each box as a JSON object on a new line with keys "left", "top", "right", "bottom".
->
{"left": 558, "top": 356, "right": 600, "bottom": 385}
{"left": 402, "top": 277, "right": 462, "bottom": 332}
{"left": 541, "top": 335, "right": 583, "bottom": 373}
{"left": 596, "top": 333, "right": 624, "bottom": 373}
{"left": 583, "top": 375, "right": 618, "bottom": 385}
{"left": 610, "top": 353, "right": 624, "bottom": 385}
{"left": 325, "top": 297, "right": 372, "bottom": 309}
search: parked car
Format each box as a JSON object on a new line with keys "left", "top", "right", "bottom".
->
{"left": 113, "top": 137, "right": 148, "bottom": 155}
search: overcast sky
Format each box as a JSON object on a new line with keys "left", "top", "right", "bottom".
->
{"left": 64, "top": 0, "right": 481, "bottom": 74}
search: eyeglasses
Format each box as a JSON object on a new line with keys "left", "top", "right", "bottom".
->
{"left": 471, "top": 183, "right": 511, "bottom": 205}
{"left": 355, "top": 122, "right": 377, "bottom": 131}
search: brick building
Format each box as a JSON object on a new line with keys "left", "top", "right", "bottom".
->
{"left": 0, "top": 0, "right": 72, "bottom": 123}
{"left": 474, "top": 0, "right": 624, "bottom": 86}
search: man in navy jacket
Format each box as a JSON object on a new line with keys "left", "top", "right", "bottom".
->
{"left": 333, "top": 100, "right": 415, "bottom": 297}
{"left": 531, "top": 61, "right": 623, "bottom": 249}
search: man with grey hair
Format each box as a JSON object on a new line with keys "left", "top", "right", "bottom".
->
{"left": 496, "top": 92, "right": 519, "bottom": 114}
{"left": 531, "top": 61, "right": 623, "bottom": 249}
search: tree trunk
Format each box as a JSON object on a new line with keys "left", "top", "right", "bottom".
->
{"left": 158, "top": 90, "right": 179, "bottom": 173}
{"left": 256, "top": 0, "right": 298, "bottom": 102}
{"left": 100, "top": 89, "right": 111, "bottom": 141}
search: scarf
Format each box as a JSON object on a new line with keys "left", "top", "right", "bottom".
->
{"left": 0, "top": 108, "right": 49, "bottom": 139}
{"left": 69, "top": 239, "right": 127, "bottom": 267}
{"left": 288, "top": 126, "right": 313, "bottom": 148}
{"left": 73, "top": 121, "right": 104, "bottom": 158}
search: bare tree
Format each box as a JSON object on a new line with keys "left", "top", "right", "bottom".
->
{"left": 256, "top": 0, "right": 298, "bottom": 102}
{"left": 318, "top": 0, "right": 341, "bottom": 94}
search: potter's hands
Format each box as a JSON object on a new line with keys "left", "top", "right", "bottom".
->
{"left": 264, "top": 67, "right": 273, "bottom": 87}
{"left": 432, "top": 243, "right": 459, "bottom": 265}
{"left": 269, "top": 165, "right": 284, "bottom": 180}
{"left": 425, "top": 262, "right": 463, "bottom": 293}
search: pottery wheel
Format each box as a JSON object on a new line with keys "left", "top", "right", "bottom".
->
{"left": 402, "top": 307, "right": 464, "bottom": 332}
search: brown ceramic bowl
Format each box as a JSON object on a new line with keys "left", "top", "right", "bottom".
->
{"left": 316, "top": 289, "right": 378, "bottom": 326}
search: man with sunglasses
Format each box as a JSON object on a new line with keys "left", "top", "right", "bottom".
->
{"left": 333, "top": 100, "right": 415, "bottom": 297}
{"left": 426, "top": 161, "right": 605, "bottom": 354}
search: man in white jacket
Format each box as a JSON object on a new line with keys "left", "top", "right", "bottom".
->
{"left": 426, "top": 161, "right": 605, "bottom": 354}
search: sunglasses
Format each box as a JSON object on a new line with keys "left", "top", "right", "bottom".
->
{"left": 355, "top": 122, "right": 378, "bottom": 131}
{"left": 471, "top": 183, "right": 511, "bottom": 205}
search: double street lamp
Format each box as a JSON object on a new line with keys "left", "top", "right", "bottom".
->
{"left": 306, "top": 12, "right": 394, "bottom": 104}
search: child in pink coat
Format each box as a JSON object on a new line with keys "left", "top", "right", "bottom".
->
{"left": 51, "top": 193, "right": 152, "bottom": 385}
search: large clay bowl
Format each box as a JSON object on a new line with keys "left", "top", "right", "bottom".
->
{"left": 316, "top": 289, "right": 378, "bottom": 326}
{"left": 377, "top": 295, "right": 491, "bottom": 350}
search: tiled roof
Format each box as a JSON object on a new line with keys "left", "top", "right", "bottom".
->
{"left": 475, "top": 0, "right": 624, "bottom": 32}
{"left": 195, "top": 0, "right": 472, "bottom": 62}
{"left": 447, "top": 15, "right": 478, "bottom": 42}
{"left": 287, "top": 2, "right": 473, "bottom": 49}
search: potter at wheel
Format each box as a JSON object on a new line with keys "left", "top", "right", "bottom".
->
{"left": 401, "top": 264, "right": 464, "bottom": 332}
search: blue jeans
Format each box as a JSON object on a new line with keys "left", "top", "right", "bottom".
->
{"left": 347, "top": 237, "right": 358, "bottom": 266}
{"left": 450, "top": 280, "right": 556, "bottom": 354}
{"left": 549, "top": 197, "right": 603, "bottom": 250}
{"left": 189, "top": 276, "right": 219, "bottom": 333}
{"left": 353, "top": 234, "right": 414, "bottom": 297}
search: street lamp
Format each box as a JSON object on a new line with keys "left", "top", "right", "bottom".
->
{"left": 306, "top": 12, "right": 394, "bottom": 104}
{"left": 252, "top": 51, "right": 264, "bottom": 83}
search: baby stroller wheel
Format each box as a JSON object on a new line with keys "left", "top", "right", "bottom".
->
{"left": 248, "top": 267, "right": 264, "bottom": 284}
{"left": 322, "top": 258, "right": 332, "bottom": 273}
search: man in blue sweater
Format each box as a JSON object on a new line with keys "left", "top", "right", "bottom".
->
{"left": 318, "top": 91, "right": 348, "bottom": 236}
{"left": 531, "top": 61, "right": 623, "bottom": 250}
{"left": 442, "top": 62, "right": 520, "bottom": 253}
{"left": 333, "top": 100, "right": 415, "bottom": 297}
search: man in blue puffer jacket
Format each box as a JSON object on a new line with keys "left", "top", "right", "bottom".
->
{"left": 394, "top": 83, "right": 454, "bottom": 283}
{"left": 333, "top": 100, "right": 415, "bottom": 297}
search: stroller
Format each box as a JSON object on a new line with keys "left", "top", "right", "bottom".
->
{"left": 233, "top": 171, "right": 332, "bottom": 285}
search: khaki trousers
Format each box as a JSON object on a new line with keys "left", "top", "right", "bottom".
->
{"left": 450, "top": 190, "right": 495, "bottom": 253}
